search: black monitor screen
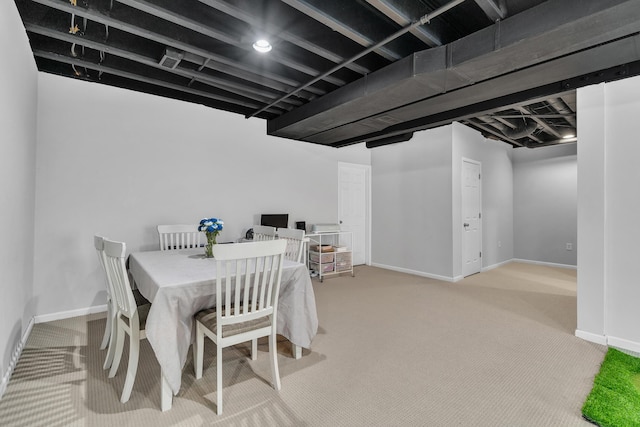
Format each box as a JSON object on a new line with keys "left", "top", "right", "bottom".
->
{"left": 260, "top": 214, "right": 289, "bottom": 229}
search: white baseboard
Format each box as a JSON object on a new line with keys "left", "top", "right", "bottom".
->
{"left": 512, "top": 258, "right": 577, "bottom": 270}
{"left": 34, "top": 304, "right": 107, "bottom": 324}
{"left": 575, "top": 329, "right": 607, "bottom": 346}
{"left": 370, "top": 263, "right": 456, "bottom": 282}
{"left": 607, "top": 336, "right": 640, "bottom": 355}
{"left": 372, "top": 259, "right": 575, "bottom": 283}
{"left": 0, "top": 317, "right": 35, "bottom": 400}
{"left": 575, "top": 330, "right": 640, "bottom": 355}
{"left": 481, "top": 259, "right": 512, "bottom": 272}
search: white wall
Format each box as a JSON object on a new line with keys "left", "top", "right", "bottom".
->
{"left": 513, "top": 143, "right": 577, "bottom": 267}
{"left": 602, "top": 77, "right": 640, "bottom": 351}
{"left": 0, "top": 1, "right": 38, "bottom": 396}
{"left": 371, "top": 126, "right": 454, "bottom": 279}
{"left": 33, "top": 73, "right": 370, "bottom": 318}
{"left": 577, "top": 75, "right": 640, "bottom": 352}
{"left": 452, "top": 122, "right": 514, "bottom": 278}
{"left": 576, "top": 84, "right": 606, "bottom": 342}
{"left": 371, "top": 123, "right": 514, "bottom": 280}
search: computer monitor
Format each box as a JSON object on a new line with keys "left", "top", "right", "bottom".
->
{"left": 260, "top": 214, "right": 289, "bottom": 229}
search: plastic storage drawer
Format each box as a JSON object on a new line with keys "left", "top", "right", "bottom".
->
{"left": 310, "top": 262, "right": 334, "bottom": 273}
{"left": 335, "top": 252, "right": 351, "bottom": 263}
{"left": 310, "top": 252, "right": 335, "bottom": 263}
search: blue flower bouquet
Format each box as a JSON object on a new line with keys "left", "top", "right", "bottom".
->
{"left": 198, "top": 217, "right": 224, "bottom": 258}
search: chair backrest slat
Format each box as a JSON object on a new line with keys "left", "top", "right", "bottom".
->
{"left": 94, "top": 235, "right": 111, "bottom": 294}
{"left": 103, "top": 238, "right": 137, "bottom": 318}
{"left": 212, "top": 240, "right": 287, "bottom": 328}
{"left": 242, "top": 259, "right": 252, "bottom": 315}
{"left": 276, "top": 227, "right": 305, "bottom": 263}
{"left": 264, "top": 255, "right": 277, "bottom": 310}
{"left": 94, "top": 235, "right": 106, "bottom": 271}
{"left": 252, "top": 225, "right": 276, "bottom": 241}
{"left": 157, "top": 224, "right": 202, "bottom": 250}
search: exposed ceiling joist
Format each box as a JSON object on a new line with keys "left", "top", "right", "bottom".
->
{"left": 280, "top": 0, "right": 402, "bottom": 61}
{"left": 474, "top": 0, "right": 507, "bottom": 21}
{"left": 35, "top": 49, "right": 285, "bottom": 113}
{"left": 365, "top": 0, "right": 443, "bottom": 47}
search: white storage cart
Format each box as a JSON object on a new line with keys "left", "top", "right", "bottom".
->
{"left": 306, "top": 231, "right": 354, "bottom": 282}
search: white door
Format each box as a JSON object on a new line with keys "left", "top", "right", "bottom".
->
{"left": 462, "top": 159, "right": 482, "bottom": 277}
{"left": 338, "top": 162, "right": 369, "bottom": 265}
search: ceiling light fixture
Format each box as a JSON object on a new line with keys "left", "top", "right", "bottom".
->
{"left": 562, "top": 133, "right": 576, "bottom": 139}
{"left": 252, "top": 39, "right": 272, "bottom": 53}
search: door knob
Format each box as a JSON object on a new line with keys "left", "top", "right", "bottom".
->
{"left": 464, "top": 223, "right": 469, "bottom": 227}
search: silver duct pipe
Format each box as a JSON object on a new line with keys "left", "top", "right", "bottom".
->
{"left": 476, "top": 115, "right": 538, "bottom": 140}
{"left": 501, "top": 117, "right": 538, "bottom": 139}
{"left": 546, "top": 98, "right": 577, "bottom": 127}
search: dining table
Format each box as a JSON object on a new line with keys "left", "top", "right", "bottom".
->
{"left": 128, "top": 247, "right": 318, "bottom": 411}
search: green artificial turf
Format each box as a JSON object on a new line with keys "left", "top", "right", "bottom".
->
{"left": 582, "top": 347, "right": 640, "bottom": 427}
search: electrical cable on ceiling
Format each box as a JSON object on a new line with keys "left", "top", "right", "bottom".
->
{"left": 69, "top": 11, "right": 78, "bottom": 58}
{"left": 69, "top": 12, "right": 79, "bottom": 34}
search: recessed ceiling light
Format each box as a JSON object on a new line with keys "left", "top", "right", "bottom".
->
{"left": 253, "top": 39, "right": 272, "bottom": 53}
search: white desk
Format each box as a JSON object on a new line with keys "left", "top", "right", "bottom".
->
{"left": 129, "top": 248, "right": 318, "bottom": 411}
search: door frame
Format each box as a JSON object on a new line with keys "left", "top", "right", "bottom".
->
{"left": 338, "top": 162, "right": 371, "bottom": 266}
{"left": 461, "top": 157, "right": 482, "bottom": 277}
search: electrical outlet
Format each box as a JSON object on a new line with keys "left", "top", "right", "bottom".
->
{"left": 498, "top": 241, "right": 502, "bottom": 248}
{"left": 566, "top": 243, "right": 573, "bottom": 250}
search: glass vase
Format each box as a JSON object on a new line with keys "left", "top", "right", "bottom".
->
{"left": 204, "top": 232, "right": 217, "bottom": 258}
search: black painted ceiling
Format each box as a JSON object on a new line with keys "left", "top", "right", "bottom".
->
{"left": 13, "top": 0, "right": 640, "bottom": 148}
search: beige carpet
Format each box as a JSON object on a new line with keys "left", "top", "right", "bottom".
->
{"left": 0, "top": 262, "right": 605, "bottom": 426}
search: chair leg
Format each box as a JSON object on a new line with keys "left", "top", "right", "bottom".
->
{"left": 194, "top": 322, "right": 204, "bottom": 379}
{"left": 216, "top": 344, "right": 223, "bottom": 415}
{"left": 108, "top": 321, "right": 125, "bottom": 378}
{"left": 120, "top": 326, "right": 140, "bottom": 403}
{"left": 269, "top": 332, "right": 281, "bottom": 391}
{"left": 100, "top": 297, "right": 112, "bottom": 350}
{"left": 103, "top": 306, "right": 118, "bottom": 370}
{"left": 251, "top": 339, "right": 258, "bottom": 360}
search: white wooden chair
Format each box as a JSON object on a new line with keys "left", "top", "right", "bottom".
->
{"left": 103, "top": 238, "right": 151, "bottom": 403}
{"left": 252, "top": 225, "right": 276, "bottom": 241}
{"left": 157, "top": 224, "right": 202, "bottom": 250}
{"left": 276, "top": 227, "right": 306, "bottom": 263}
{"left": 193, "top": 239, "right": 287, "bottom": 414}
{"left": 94, "top": 235, "right": 117, "bottom": 370}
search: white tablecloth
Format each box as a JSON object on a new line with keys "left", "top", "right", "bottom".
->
{"left": 129, "top": 248, "right": 318, "bottom": 395}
